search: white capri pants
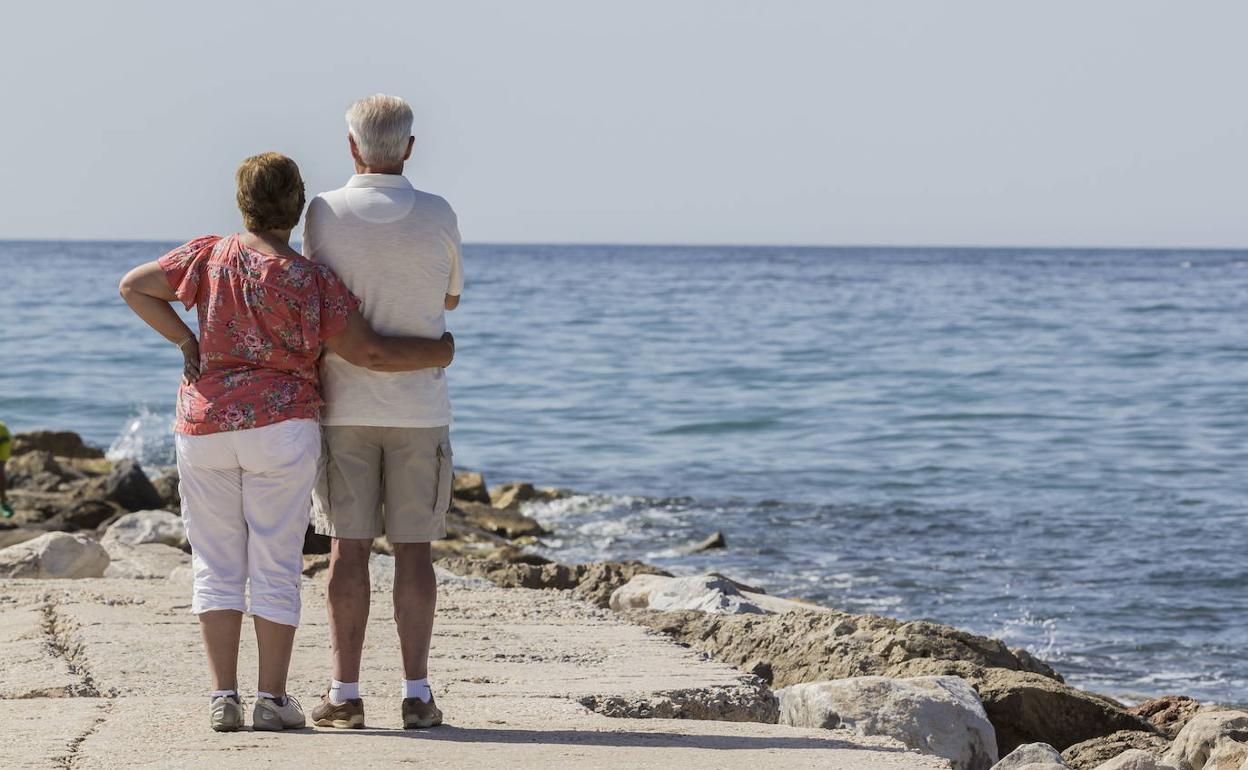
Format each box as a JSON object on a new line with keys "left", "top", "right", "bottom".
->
{"left": 175, "top": 418, "right": 320, "bottom": 627}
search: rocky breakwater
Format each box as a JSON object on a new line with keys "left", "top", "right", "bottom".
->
{"left": 424, "top": 487, "right": 1247, "bottom": 770}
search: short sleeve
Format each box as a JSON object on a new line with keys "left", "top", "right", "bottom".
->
{"left": 157, "top": 236, "right": 220, "bottom": 309}
{"left": 447, "top": 210, "right": 463, "bottom": 296}
{"left": 315, "top": 265, "right": 360, "bottom": 342}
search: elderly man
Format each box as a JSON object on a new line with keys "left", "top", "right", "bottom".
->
{"left": 305, "top": 94, "right": 462, "bottom": 730}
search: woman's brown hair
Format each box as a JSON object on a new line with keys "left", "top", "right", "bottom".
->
{"left": 235, "top": 152, "right": 306, "bottom": 231}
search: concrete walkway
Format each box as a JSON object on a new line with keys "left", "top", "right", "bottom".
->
{"left": 0, "top": 571, "right": 945, "bottom": 769}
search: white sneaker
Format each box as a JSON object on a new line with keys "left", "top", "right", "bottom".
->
{"left": 210, "top": 694, "right": 244, "bottom": 732}
{"left": 253, "top": 694, "right": 306, "bottom": 731}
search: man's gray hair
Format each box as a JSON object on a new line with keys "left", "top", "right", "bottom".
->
{"left": 345, "top": 94, "right": 414, "bottom": 167}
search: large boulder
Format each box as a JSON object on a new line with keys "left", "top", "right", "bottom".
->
{"left": 612, "top": 574, "right": 768, "bottom": 614}
{"left": 101, "top": 459, "right": 164, "bottom": 512}
{"left": 1161, "top": 711, "right": 1248, "bottom": 770}
{"left": 610, "top": 573, "right": 822, "bottom": 615}
{"left": 104, "top": 542, "right": 191, "bottom": 579}
{"left": 0, "top": 532, "right": 110, "bottom": 578}
{"left": 101, "top": 510, "right": 185, "bottom": 549}
{"left": 11, "top": 431, "right": 104, "bottom": 459}
{"left": 1130, "top": 697, "right": 1204, "bottom": 740}
{"left": 891, "top": 659, "right": 1157, "bottom": 755}
{"left": 451, "top": 471, "right": 490, "bottom": 504}
{"left": 992, "top": 743, "right": 1067, "bottom": 769}
{"left": 1061, "top": 731, "right": 1169, "bottom": 770}
{"left": 778, "top": 675, "right": 998, "bottom": 770}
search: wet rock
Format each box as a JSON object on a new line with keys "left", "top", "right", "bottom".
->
{"left": 1160, "top": 711, "right": 1248, "bottom": 770}
{"left": 1091, "top": 749, "right": 1178, "bottom": 770}
{"left": 579, "top": 679, "right": 778, "bottom": 723}
{"left": 451, "top": 471, "right": 490, "bottom": 504}
{"left": 489, "top": 481, "right": 539, "bottom": 509}
{"left": 688, "top": 531, "right": 726, "bottom": 552}
{"left": 778, "top": 675, "right": 998, "bottom": 770}
{"left": 0, "top": 532, "right": 110, "bottom": 578}
{"left": 487, "top": 481, "right": 566, "bottom": 510}
{"left": 1060, "top": 730, "right": 1168, "bottom": 770}
{"left": 102, "top": 459, "right": 164, "bottom": 512}
{"left": 451, "top": 500, "right": 548, "bottom": 538}
{"left": 992, "top": 743, "right": 1067, "bottom": 769}
{"left": 11, "top": 431, "right": 104, "bottom": 459}
{"left": 570, "top": 560, "right": 671, "bottom": 608}
{"left": 101, "top": 510, "right": 185, "bottom": 549}
{"left": 1131, "top": 696, "right": 1203, "bottom": 740}
{"left": 104, "top": 542, "right": 190, "bottom": 579}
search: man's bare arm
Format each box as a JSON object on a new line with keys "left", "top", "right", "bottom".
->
{"left": 324, "top": 310, "right": 454, "bottom": 371}
{"left": 444, "top": 294, "right": 460, "bottom": 311}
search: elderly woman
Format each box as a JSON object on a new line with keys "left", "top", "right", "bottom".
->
{"left": 119, "top": 152, "right": 453, "bottom": 732}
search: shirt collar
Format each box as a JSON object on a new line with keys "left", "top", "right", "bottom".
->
{"left": 346, "top": 173, "right": 414, "bottom": 190}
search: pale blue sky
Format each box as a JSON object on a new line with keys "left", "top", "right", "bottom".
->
{"left": 1, "top": 1, "right": 1245, "bottom": 247}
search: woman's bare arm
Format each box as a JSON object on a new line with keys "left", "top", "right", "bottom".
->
{"left": 323, "top": 310, "right": 454, "bottom": 371}
{"left": 119, "top": 261, "right": 201, "bottom": 381}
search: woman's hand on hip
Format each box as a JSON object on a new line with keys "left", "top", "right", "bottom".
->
{"left": 182, "top": 338, "right": 202, "bottom": 383}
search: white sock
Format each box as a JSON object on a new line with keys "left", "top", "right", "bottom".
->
{"left": 330, "top": 679, "right": 359, "bottom": 705}
{"left": 403, "top": 678, "right": 431, "bottom": 703}
{"left": 210, "top": 689, "right": 237, "bottom": 700}
{"left": 257, "top": 690, "right": 285, "bottom": 705}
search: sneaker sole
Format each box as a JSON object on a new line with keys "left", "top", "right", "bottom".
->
{"left": 211, "top": 722, "right": 242, "bottom": 733}
{"left": 253, "top": 719, "right": 307, "bottom": 731}
{"left": 314, "top": 715, "right": 365, "bottom": 729}
{"left": 403, "top": 717, "right": 442, "bottom": 729}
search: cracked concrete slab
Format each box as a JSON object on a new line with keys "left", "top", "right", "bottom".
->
{"left": 1, "top": 576, "right": 946, "bottom": 769}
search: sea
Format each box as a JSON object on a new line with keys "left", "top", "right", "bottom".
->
{"left": 1, "top": 240, "right": 1246, "bottom": 703}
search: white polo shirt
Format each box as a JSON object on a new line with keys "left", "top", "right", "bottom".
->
{"left": 303, "top": 174, "right": 463, "bottom": 427}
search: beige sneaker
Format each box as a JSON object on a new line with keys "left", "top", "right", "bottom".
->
{"left": 209, "top": 694, "right": 244, "bottom": 732}
{"left": 253, "top": 694, "right": 306, "bottom": 731}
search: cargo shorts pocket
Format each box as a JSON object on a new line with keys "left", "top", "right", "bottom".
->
{"left": 434, "top": 438, "right": 453, "bottom": 516}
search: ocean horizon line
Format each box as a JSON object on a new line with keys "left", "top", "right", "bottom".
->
{"left": 1, "top": 236, "right": 1246, "bottom": 254}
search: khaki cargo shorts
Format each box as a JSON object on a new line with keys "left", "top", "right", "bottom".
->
{"left": 312, "top": 425, "right": 452, "bottom": 543}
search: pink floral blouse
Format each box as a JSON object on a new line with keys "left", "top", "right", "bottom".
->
{"left": 158, "top": 234, "right": 359, "bottom": 435}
